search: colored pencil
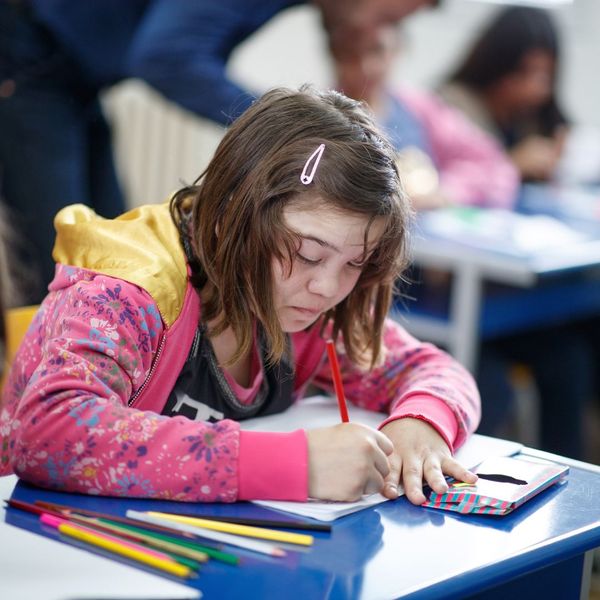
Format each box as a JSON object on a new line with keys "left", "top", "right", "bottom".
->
{"left": 6, "top": 499, "right": 65, "bottom": 519}
{"left": 40, "top": 513, "right": 177, "bottom": 563}
{"left": 34, "top": 500, "right": 197, "bottom": 537}
{"left": 32, "top": 499, "right": 239, "bottom": 564}
{"left": 96, "top": 519, "right": 239, "bottom": 565}
{"left": 127, "top": 510, "right": 286, "bottom": 557}
{"left": 8, "top": 498, "right": 203, "bottom": 567}
{"left": 152, "top": 512, "right": 332, "bottom": 533}
{"left": 40, "top": 513, "right": 193, "bottom": 578}
{"left": 326, "top": 339, "right": 349, "bottom": 422}
{"left": 8, "top": 498, "right": 243, "bottom": 566}
{"left": 71, "top": 515, "right": 205, "bottom": 569}
{"left": 148, "top": 511, "right": 314, "bottom": 546}
{"left": 8, "top": 497, "right": 329, "bottom": 533}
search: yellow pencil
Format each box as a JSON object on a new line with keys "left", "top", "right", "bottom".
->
{"left": 72, "top": 515, "right": 209, "bottom": 563}
{"left": 147, "top": 511, "right": 314, "bottom": 546}
{"left": 56, "top": 521, "right": 193, "bottom": 578}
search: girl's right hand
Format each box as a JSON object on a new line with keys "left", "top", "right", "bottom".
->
{"left": 306, "top": 423, "right": 394, "bottom": 501}
{"left": 510, "top": 134, "right": 562, "bottom": 181}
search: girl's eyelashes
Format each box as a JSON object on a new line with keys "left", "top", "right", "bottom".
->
{"left": 296, "top": 252, "right": 368, "bottom": 269}
{"left": 296, "top": 253, "right": 321, "bottom": 266}
{"left": 348, "top": 253, "right": 372, "bottom": 269}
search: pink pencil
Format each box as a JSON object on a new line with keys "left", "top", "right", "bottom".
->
{"left": 40, "top": 513, "right": 174, "bottom": 562}
{"left": 39, "top": 513, "right": 192, "bottom": 578}
{"left": 326, "top": 339, "right": 349, "bottom": 422}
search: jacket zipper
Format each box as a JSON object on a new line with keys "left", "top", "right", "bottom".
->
{"left": 128, "top": 303, "right": 170, "bottom": 407}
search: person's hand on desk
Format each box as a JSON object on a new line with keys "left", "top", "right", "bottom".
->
{"left": 395, "top": 147, "right": 450, "bottom": 212}
{"left": 510, "top": 132, "right": 565, "bottom": 181}
{"left": 380, "top": 418, "right": 478, "bottom": 505}
{"left": 306, "top": 423, "right": 394, "bottom": 501}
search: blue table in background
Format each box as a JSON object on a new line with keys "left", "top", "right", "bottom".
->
{"left": 3, "top": 449, "right": 600, "bottom": 599}
{"left": 399, "top": 184, "right": 600, "bottom": 372}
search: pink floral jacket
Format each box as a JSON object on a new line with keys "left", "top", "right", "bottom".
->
{"left": 0, "top": 204, "right": 480, "bottom": 502}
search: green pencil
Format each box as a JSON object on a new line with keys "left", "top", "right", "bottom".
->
{"left": 72, "top": 515, "right": 205, "bottom": 569}
{"left": 97, "top": 518, "right": 240, "bottom": 565}
{"left": 34, "top": 500, "right": 239, "bottom": 565}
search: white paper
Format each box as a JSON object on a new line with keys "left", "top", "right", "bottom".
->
{"left": 253, "top": 493, "right": 390, "bottom": 521}
{"left": 242, "top": 396, "right": 523, "bottom": 521}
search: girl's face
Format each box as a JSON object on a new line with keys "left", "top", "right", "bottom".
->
{"left": 493, "top": 49, "right": 555, "bottom": 115}
{"left": 272, "top": 200, "right": 385, "bottom": 332}
{"left": 334, "top": 25, "right": 397, "bottom": 105}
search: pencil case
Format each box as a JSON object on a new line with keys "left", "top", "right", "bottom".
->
{"left": 422, "top": 455, "right": 569, "bottom": 516}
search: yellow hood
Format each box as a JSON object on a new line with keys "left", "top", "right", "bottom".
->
{"left": 53, "top": 203, "right": 188, "bottom": 327}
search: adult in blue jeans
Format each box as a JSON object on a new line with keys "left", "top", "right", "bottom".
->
{"left": 0, "top": 0, "right": 435, "bottom": 304}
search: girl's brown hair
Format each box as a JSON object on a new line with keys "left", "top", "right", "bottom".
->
{"left": 171, "top": 85, "right": 411, "bottom": 368}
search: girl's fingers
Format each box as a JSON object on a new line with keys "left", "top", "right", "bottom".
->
{"left": 422, "top": 456, "right": 477, "bottom": 498}
{"left": 440, "top": 456, "right": 478, "bottom": 484}
{"left": 422, "top": 456, "right": 449, "bottom": 495}
{"left": 419, "top": 456, "right": 479, "bottom": 502}
{"left": 372, "top": 444, "right": 392, "bottom": 479}
{"left": 382, "top": 453, "right": 401, "bottom": 499}
{"left": 373, "top": 429, "right": 395, "bottom": 456}
{"left": 364, "top": 471, "right": 386, "bottom": 496}
{"left": 401, "top": 459, "right": 427, "bottom": 505}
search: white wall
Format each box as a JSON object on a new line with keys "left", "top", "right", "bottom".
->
{"left": 104, "top": 0, "right": 600, "bottom": 208}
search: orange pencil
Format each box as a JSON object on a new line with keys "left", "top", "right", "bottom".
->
{"left": 326, "top": 339, "right": 349, "bottom": 422}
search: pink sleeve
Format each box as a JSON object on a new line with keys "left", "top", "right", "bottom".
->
{"left": 238, "top": 429, "right": 308, "bottom": 501}
{"left": 378, "top": 396, "right": 458, "bottom": 451}
{"left": 2, "top": 275, "right": 244, "bottom": 502}
{"left": 398, "top": 88, "right": 519, "bottom": 209}
{"left": 311, "top": 319, "right": 480, "bottom": 452}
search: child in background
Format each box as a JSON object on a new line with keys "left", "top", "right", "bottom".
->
{"left": 440, "top": 7, "right": 600, "bottom": 459}
{"left": 0, "top": 86, "right": 480, "bottom": 504}
{"left": 332, "top": 23, "right": 592, "bottom": 460}
{"left": 331, "top": 23, "right": 519, "bottom": 210}
{"left": 441, "top": 6, "right": 568, "bottom": 182}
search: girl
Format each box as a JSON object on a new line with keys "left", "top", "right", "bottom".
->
{"left": 331, "top": 23, "right": 518, "bottom": 210}
{"left": 0, "top": 86, "right": 479, "bottom": 504}
{"left": 441, "top": 6, "right": 568, "bottom": 182}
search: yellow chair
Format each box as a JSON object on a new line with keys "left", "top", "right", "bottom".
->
{"left": 2, "top": 305, "right": 39, "bottom": 388}
{"left": 5, "top": 305, "right": 38, "bottom": 362}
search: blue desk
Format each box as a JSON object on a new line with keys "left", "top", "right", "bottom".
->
{"left": 400, "top": 184, "right": 600, "bottom": 372}
{"left": 4, "top": 451, "right": 600, "bottom": 599}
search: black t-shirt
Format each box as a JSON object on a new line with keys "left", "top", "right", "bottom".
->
{"left": 162, "top": 323, "right": 295, "bottom": 422}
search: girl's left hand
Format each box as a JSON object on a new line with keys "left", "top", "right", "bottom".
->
{"left": 380, "top": 417, "right": 477, "bottom": 505}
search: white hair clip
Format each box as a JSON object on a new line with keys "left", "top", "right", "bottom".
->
{"left": 300, "top": 143, "right": 326, "bottom": 185}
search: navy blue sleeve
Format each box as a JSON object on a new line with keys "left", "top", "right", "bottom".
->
{"left": 126, "top": 0, "right": 302, "bottom": 126}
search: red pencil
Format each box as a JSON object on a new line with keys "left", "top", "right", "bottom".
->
{"left": 326, "top": 339, "right": 349, "bottom": 423}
